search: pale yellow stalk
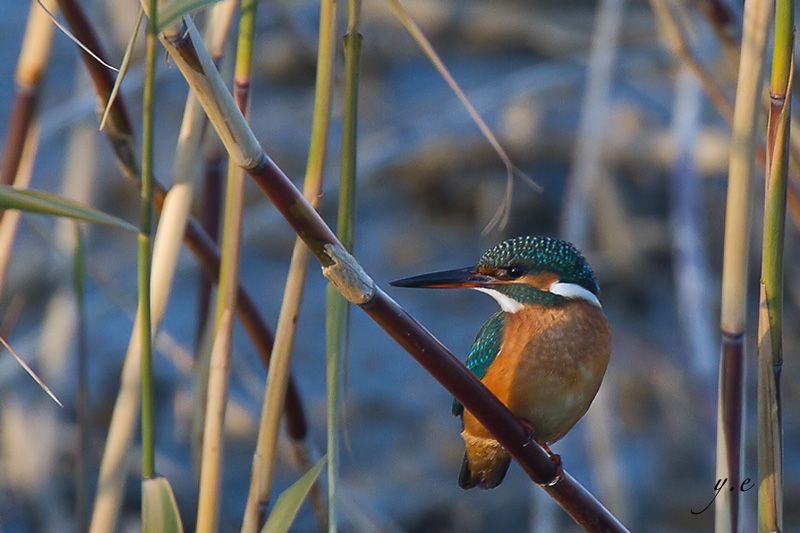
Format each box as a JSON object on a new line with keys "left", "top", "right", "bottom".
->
{"left": 0, "top": 126, "right": 39, "bottom": 296}
{"left": 196, "top": 309, "right": 234, "bottom": 532}
{"left": 16, "top": 0, "right": 57, "bottom": 89}
{"left": 715, "top": 0, "right": 772, "bottom": 530}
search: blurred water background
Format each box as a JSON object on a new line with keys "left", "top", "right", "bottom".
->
{"left": 0, "top": 0, "right": 798, "bottom": 531}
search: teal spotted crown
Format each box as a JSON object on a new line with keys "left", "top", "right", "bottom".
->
{"left": 478, "top": 236, "right": 599, "bottom": 295}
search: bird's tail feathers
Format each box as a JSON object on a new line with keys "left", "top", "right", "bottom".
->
{"left": 458, "top": 432, "right": 510, "bottom": 489}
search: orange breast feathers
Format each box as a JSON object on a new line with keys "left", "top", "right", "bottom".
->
{"left": 462, "top": 300, "right": 611, "bottom": 445}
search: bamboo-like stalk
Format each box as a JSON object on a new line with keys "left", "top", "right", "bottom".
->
{"left": 196, "top": 309, "right": 234, "bottom": 532}
{"left": 715, "top": 0, "right": 772, "bottom": 529}
{"left": 325, "top": 2, "right": 361, "bottom": 530}
{"left": 0, "top": 0, "right": 56, "bottom": 188}
{"left": 139, "top": 0, "right": 159, "bottom": 485}
{"left": 0, "top": 124, "right": 38, "bottom": 298}
{"left": 196, "top": 1, "right": 257, "bottom": 530}
{"left": 0, "top": 0, "right": 55, "bottom": 287}
{"left": 241, "top": 2, "right": 338, "bottom": 531}
{"left": 145, "top": 12, "right": 627, "bottom": 531}
{"left": 757, "top": 0, "right": 792, "bottom": 529}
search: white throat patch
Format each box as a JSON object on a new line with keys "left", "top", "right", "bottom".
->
{"left": 474, "top": 282, "right": 601, "bottom": 313}
{"left": 473, "top": 287, "right": 523, "bottom": 313}
{"left": 549, "top": 282, "right": 602, "bottom": 308}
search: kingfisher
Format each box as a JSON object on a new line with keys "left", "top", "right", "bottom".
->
{"left": 391, "top": 236, "right": 611, "bottom": 489}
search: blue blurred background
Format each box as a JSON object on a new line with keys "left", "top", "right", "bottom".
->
{"left": 0, "top": 0, "right": 798, "bottom": 531}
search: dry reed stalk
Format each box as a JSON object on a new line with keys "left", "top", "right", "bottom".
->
{"left": 325, "top": 2, "right": 362, "bottom": 530}
{"left": 0, "top": 0, "right": 56, "bottom": 188}
{"left": 145, "top": 11, "right": 628, "bottom": 531}
{"left": 0, "top": 125, "right": 39, "bottom": 297}
{"left": 715, "top": 0, "right": 772, "bottom": 529}
{"left": 0, "top": 0, "right": 56, "bottom": 290}
{"left": 196, "top": 309, "right": 234, "bottom": 532}
{"left": 196, "top": 1, "right": 257, "bottom": 529}
{"left": 241, "top": 2, "right": 338, "bottom": 529}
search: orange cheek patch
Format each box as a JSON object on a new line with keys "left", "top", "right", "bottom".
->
{"left": 517, "top": 272, "right": 559, "bottom": 290}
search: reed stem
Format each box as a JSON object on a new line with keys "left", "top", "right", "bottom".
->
{"left": 196, "top": 0, "right": 257, "bottom": 529}
{"left": 325, "top": 2, "right": 361, "bottom": 530}
{"left": 73, "top": 226, "right": 89, "bottom": 532}
{"left": 139, "top": 0, "right": 158, "bottom": 481}
{"left": 0, "top": 0, "right": 56, "bottom": 188}
{"left": 715, "top": 0, "right": 772, "bottom": 529}
{"left": 757, "top": 0, "right": 792, "bottom": 529}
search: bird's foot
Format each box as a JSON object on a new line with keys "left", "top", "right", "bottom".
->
{"left": 538, "top": 442, "right": 563, "bottom": 486}
{"left": 519, "top": 418, "right": 536, "bottom": 448}
{"left": 539, "top": 451, "right": 563, "bottom": 487}
{"left": 518, "top": 419, "right": 563, "bottom": 487}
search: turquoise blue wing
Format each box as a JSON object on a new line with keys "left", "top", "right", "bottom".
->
{"left": 452, "top": 312, "right": 505, "bottom": 417}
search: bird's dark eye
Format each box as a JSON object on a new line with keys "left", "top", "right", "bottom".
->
{"left": 507, "top": 265, "right": 525, "bottom": 279}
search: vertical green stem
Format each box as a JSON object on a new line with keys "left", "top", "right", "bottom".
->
{"left": 758, "top": 0, "right": 792, "bottom": 530}
{"left": 326, "top": 2, "right": 361, "bottom": 531}
{"left": 139, "top": 0, "right": 158, "bottom": 481}
{"left": 73, "top": 225, "right": 88, "bottom": 532}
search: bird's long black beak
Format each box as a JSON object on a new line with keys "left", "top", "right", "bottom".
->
{"left": 390, "top": 266, "right": 494, "bottom": 289}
